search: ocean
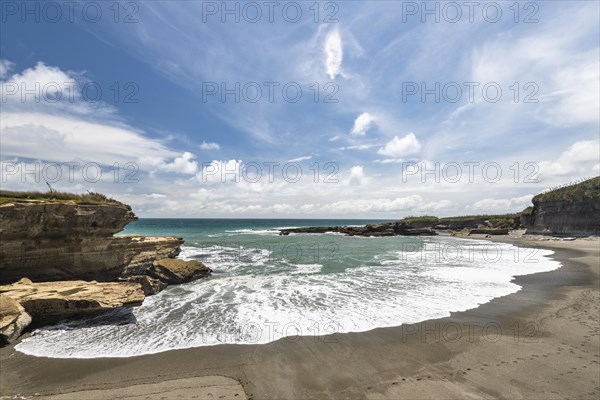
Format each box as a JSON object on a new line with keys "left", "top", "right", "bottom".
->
{"left": 16, "top": 218, "right": 561, "bottom": 358}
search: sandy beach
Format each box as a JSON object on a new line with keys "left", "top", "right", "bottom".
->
{"left": 1, "top": 235, "right": 598, "bottom": 400}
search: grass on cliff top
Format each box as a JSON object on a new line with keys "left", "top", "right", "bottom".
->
{"left": 399, "top": 215, "right": 440, "bottom": 223}
{"left": 438, "top": 213, "right": 522, "bottom": 222}
{"left": 400, "top": 213, "right": 521, "bottom": 223}
{"left": 532, "top": 176, "right": 600, "bottom": 203}
{"left": 0, "top": 190, "right": 128, "bottom": 207}
{"left": 399, "top": 213, "right": 522, "bottom": 228}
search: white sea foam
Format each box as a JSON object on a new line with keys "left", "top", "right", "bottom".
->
{"left": 224, "top": 228, "right": 279, "bottom": 236}
{"left": 16, "top": 239, "right": 561, "bottom": 358}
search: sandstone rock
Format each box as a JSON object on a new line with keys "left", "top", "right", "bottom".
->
{"left": 120, "top": 275, "right": 167, "bottom": 296}
{"left": 0, "top": 294, "right": 32, "bottom": 344}
{"left": 0, "top": 280, "right": 145, "bottom": 323}
{"left": 0, "top": 235, "right": 183, "bottom": 284}
{"left": 0, "top": 201, "right": 183, "bottom": 284}
{"left": 147, "top": 258, "right": 213, "bottom": 285}
{"left": 0, "top": 201, "right": 136, "bottom": 240}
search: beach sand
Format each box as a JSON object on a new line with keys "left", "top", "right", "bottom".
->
{"left": 1, "top": 235, "right": 598, "bottom": 399}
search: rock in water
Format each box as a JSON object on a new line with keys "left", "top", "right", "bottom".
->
{"left": 119, "top": 275, "right": 168, "bottom": 296}
{"left": 0, "top": 294, "right": 32, "bottom": 344}
{"left": 279, "top": 222, "right": 437, "bottom": 237}
{"left": 0, "top": 279, "right": 145, "bottom": 323}
{"left": 468, "top": 228, "right": 509, "bottom": 235}
{"left": 147, "top": 258, "right": 213, "bottom": 285}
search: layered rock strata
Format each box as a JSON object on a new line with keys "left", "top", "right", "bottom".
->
{"left": 0, "top": 278, "right": 145, "bottom": 323}
{"left": 0, "top": 198, "right": 212, "bottom": 343}
{"left": 0, "top": 202, "right": 183, "bottom": 283}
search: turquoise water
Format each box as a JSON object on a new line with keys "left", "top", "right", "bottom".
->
{"left": 17, "top": 219, "right": 561, "bottom": 358}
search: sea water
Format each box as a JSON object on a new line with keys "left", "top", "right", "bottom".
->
{"left": 15, "top": 218, "right": 561, "bottom": 358}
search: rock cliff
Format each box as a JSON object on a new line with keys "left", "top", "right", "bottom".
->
{"left": 0, "top": 193, "right": 212, "bottom": 344}
{"left": 526, "top": 177, "right": 600, "bottom": 236}
{"left": 0, "top": 202, "right": 183, "bottom": 283}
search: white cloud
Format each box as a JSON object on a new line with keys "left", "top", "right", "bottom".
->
{"left": 374, "top": 158, "right": 405, "bottom": 164}
{"left": 420, "top": 200, "right": 454, "bottom": 212}
{"left": 144, "top": 193, "right": 167, "bottom": 199}
{"left": 469, "top": 9, "right": 600, "bottom": 127}
{"left": 471, "top": 194, "right": 534, "bottom": 213}
{"left": 1, "top": 61, "right": 113, "bottom": 117}
{"left": 0, "top": 59, "right": 15, "bottom": 79}
{"left": 350, "top": 112, "right": 376, "bottom": 136}
{"left": 324, "top": 28, "right": 343, "bottom": 80}
{"left": 195, "top": 160, "right": 243, "bottom": 184}
{"left": 159, "top": 152, "right": 198, "bottom": 174}
{"left": 337, "top": 144, "right": 377, "bottom": 151}
{"left": 538, "top": 139, "right": 600, "bottom": 178}
{"left": 0, "top": 63, "right": 202, "bottom": 182}
{"left": 288, "top": 155, "right": 312, "bottom": 163}
{"left": 348, "top": 165, "right": 366, "bottom": 186}
{"left": 322, "top": 195, "right": 423, "bottom": 213}
{"left": 378, "top": 133, "right": 421, "bottom": 157}
{"left": 200, "top": 141, "right": 220, "bottom": 150}
{"left": 329, "top": 135, "right": 341, "bottom": 142}
{"left": 0, "top": 113, "right": 176, "bottom": 167}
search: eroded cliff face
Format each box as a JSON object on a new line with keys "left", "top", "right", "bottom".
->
{"left": 0, "top": 202, "right": 183, "bottom": 284}
{"left": 0, "top": 201, "right": 137, "bottom": 239}
{"left": 526, "top": 199, "right": 600, "bottom": 236}
{"left": 0, "top": 197, "right": 213, "bottom": 343}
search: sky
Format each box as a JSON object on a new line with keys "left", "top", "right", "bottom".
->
{"left": 1, "top": 1, "right": 599, "bottom": 218}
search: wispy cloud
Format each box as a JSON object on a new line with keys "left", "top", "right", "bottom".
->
{"left": 324, "top": 27, "right": 343, "bottom": 80}
{"left": 288, "top": 155, "right": 313, "bottom": 163}
{"left": 200, "top": 141, "right": 220, "bottom": 150}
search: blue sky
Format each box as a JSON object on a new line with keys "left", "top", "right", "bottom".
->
{"left": 1, "top": 1, "right": 599, "bottom": 217}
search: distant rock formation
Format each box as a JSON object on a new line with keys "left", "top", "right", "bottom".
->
{"left": 467, "top": 228, "right": 510, "bottom": 235}
{"left": 526, "top": 177, "right": 600, "bottom": 236}
{"left": 280, "top": 222, "right": 437, "bottom": 237}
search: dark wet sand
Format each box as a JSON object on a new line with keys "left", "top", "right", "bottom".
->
{"left": 1, "top": 235, "right": 599, "bottom": 399}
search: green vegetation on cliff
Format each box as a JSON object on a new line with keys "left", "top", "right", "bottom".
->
{"left": 532, "top": 177, "right": 600, "bottom": 203}
{"left": 0, "top": 190, "right": 127, "bottom": 207}
{"left": 399, "top": 213, "right": 522, "bottom": 228}
{"left": 399, "top": 215, "right": 439, "bottom": 223}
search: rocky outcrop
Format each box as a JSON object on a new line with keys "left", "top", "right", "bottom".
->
{"left": 147, "top": 258, "right": 213, "bottom": 285}
{"left": 119, "top": 259, "right": 212, "bottom": 295}
{"left": 468, "top": 228, "right": 509, "bottom": 235}
{"left": 0, "top": 201, "right": 136, "bottom": 239}
{"left": 526, "top": 177, "right": 600, "bottom": 236}
{"left": 527, "top": 200, "right": 600, "bottom": 236}
{"left": 0, "top": 278, "right": 145, "bottom": 324}
{"left": 0, "top": 195, "right": 213, "bottom": 343}
{"left": 280, "top": 222, "right": 437, "bottom": 237}
{"left": 0, "top": 202, "right": 183, "bottom": 284}
{"left": 0, "top": 294, "right": 32, "bottom": 344}
{"left": 119, "top": 275, "right": 167, "bottom": 296}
